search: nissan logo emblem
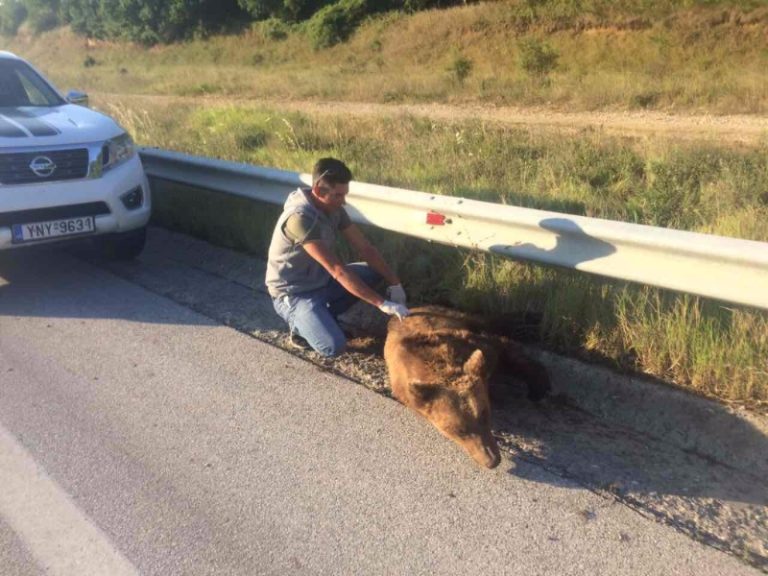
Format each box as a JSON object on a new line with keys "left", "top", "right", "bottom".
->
{"left": 29, "top": 156, "right": 56, "bottom": 178}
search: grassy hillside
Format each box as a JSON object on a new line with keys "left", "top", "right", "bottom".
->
{"left": 101, "top": 95, "right": 768, "bottom": 409}
{"left": 5, "top": 0, "right": 768, "bottom": 113}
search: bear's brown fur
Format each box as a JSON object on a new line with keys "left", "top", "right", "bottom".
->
{"left": 383, "top": 305, "right": 550, "bottom": 468}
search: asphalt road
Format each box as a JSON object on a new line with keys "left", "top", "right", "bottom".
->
{"left": 0, "top": 247, "right": 762, "bottom": 576}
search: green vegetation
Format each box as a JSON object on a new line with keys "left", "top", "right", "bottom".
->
{"left": 0, "top": 0, "right": 457, "bottom": 44}
{"left": 1, "top": 0, "right": 246, "bottom": 41}
{"left": 447, "top": 52, "right": 473, "bottom": 85}
{"left": 518, "top": 38, "right": 558, "bottom": 80}
{"left": 307, "top": 0, "right": 369, "bottom": 49}
{"left": 6, "top": 1, "right": 768, "bottom": 113}
{"left": 103, "top": 96, "right": 768, "bottom": 408}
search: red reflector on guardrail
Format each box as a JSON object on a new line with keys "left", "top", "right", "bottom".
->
{"left": 426, "top": 212, "right": 447, "bottom": 225}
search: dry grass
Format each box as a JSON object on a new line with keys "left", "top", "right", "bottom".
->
{"left": 5, "top": 2, "right": 768, "bottom": 113}
{"left": 100, "top": 94, "right": 768, "bottom": 408}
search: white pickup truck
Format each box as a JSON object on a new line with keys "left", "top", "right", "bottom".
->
{"left": 0, "top": 51, "right": 150, "bottom": 259}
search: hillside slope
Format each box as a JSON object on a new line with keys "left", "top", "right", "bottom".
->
{"left": 5, "top": 1, "right": 768, "bottom": 114}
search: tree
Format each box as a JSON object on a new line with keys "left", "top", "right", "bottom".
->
{"left": 24, "top": 0, "right": 61, "bottom": 33}
{"left": 307, "top": 0, "right": 367, "bottom": 49}
{"left": 8, "top": 0, "right": 470, "bottom": 44}
{"left": 61, "top": 0, "right": 247, "bottom": 44}
{"left": 0, "top": 0, "right": 28, "bottom": 35}
{"left": 62, "top": 0, "right": 108, "bottom": 37}
{"left": 236, "top": 0, "right": 284, "bottom": 20}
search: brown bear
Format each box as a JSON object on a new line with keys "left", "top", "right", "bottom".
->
{"left": 383, "top": 305, "right": 550, "bottom": 469}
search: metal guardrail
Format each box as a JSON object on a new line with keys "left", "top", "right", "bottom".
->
{"left": 139, "top": 148, "right": 768, "bottom": 311}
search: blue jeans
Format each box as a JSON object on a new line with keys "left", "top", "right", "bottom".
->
{"left": 272, "top": 263, "right": 382, "bottom": 357}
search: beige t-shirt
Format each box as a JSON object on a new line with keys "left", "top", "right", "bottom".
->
{"left": 284, "top": 208, "right": 352, "bottom": 243}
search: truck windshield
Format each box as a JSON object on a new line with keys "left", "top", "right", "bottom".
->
{"left": 0, "top": 59, "right": 64, "bottom": 107}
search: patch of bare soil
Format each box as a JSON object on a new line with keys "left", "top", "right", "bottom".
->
{"left": 100, "top": 92, "right": 768, "bottom": 146}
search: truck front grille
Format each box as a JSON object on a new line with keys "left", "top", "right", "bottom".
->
{"left": 0, "top": 148, "right": 90, "bottom": 185}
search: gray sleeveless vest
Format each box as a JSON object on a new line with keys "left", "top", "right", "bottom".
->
{"left": 265, "top": 187, "right": 345, "bottom": 298}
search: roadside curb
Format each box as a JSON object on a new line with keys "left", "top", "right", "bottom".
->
{"left": 533, "top": 348, "right": 768, "bottom": 480}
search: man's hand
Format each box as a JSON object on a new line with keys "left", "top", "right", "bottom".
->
{"left": 386, "top": 283, "right": 407, "bottom": 305}
{"left": 379, "top": 300, "right": 410, "bottom": 321}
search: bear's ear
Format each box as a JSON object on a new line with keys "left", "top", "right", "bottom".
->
{"left": 410, "top": 382, "right": 444, "bottom": 404}
{"left": 462, "top": 349, "right": 486, "bottom": 377}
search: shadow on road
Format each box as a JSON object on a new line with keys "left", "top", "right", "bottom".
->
{"left": 1, "top": 226, "right": 765, "bottom": 570}
{"left": 0, "top": 247, "right": 218, "bottom": 327}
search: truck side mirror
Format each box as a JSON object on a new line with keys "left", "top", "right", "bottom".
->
{"left": 66, "top": 90, "right": 89, "bottom": 107}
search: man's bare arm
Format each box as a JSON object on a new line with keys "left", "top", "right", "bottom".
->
{"left": 302, "top": 239, "right": 385, "bottom": 307}
{"left": 341, "top": 224, "right": 400, "bottom": 286}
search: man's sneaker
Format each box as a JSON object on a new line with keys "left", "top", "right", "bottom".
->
{"left": 286, "top": 332, "right": 311, "bottom": 351}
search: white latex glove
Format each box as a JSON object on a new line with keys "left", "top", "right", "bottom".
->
{"left": 378, "top": 300, "right": 410, "bottom": 321}
{"left": 386, "top": 283, "right": 407, "bottom": 305}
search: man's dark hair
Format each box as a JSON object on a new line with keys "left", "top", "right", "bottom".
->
{"left": 313, "top": 158, "right": 352, "bottom": 187}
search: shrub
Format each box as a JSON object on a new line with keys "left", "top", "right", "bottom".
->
{"left": 518, "top": 37, "right": 559, "bottom": 78}
{"left": 261, "top": 17, "right": 289, "bottom": 39}
{"left": 27, "top": 7, "right": 59, "bottom": 34}
{"left": 447, "top": 54, "right": 473, "bottom": 84}
{"left": 64, "top": 0, "right": 247, "bottom": 45}
{"left": 307, "top": 0, "right": 368, "bottom": 49}
{"left": 0, "top": 0, "right": 28, "bottom": 36}
{"left": 631, "top": 91, "right": 662, "bottom": 109}
{"left": 402, "top": 0, "right": 463, "bottom": 10}
{"left": 237, "top": 0, "right": 284, "bottom": 20}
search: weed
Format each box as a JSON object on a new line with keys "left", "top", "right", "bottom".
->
{"left": 258, "top": 17, "right": 289, "bottom": 41}
{"left": 631, "top": 91, "right": 661, "bottom": 109}
{"left": 101, "top": 103, "right": 159, "bottom": 146}
{"left": 447, "top": 53, "right": 473, "bottom": 85}
{"left": 178, "top": 83, "right": 220, "bottom": 96}
{"left": 518, "top": 37, "right": 559, "bottom": 79}
{"left": 236, "top": 130, "right": 269, "bottom": 150}
{"left": 275, "top": 117, "right": 304, "bottom": 151}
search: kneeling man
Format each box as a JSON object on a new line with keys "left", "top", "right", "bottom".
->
{"left": 265, "top": 157, "right": 409, "bottom": 356}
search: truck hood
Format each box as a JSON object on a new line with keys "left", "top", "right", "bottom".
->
{"left": 0, "top": 105, "right": 124, "bottom": 148}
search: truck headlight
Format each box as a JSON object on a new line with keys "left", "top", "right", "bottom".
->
{"left": 102, "top": 133, "right": 135, "bottom": 172}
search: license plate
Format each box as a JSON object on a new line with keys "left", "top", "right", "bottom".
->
{"left": 11, "top": 216, "right": 96, "bottom": 243}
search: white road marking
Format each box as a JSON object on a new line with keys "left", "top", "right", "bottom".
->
{"left": 0, "top": 424, "right": 140, "bottom": 576}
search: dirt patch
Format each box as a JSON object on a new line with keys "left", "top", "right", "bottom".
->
{"left": 99, "top": 91, "right": 768, "bottom": 146}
